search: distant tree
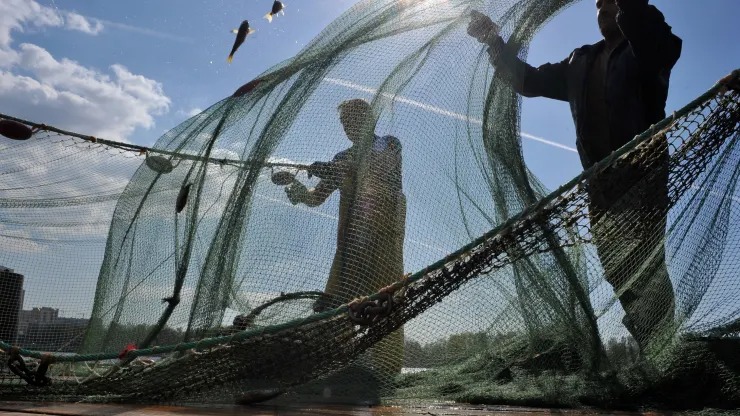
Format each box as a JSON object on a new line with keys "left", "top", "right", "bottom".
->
{"left": 605, "top": 336, "right": 640, "bottom": 368}
{"left": 403, "top": 338, "right": 427, "bottom": 368}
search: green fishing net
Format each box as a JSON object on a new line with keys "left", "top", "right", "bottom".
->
{"left": 1, "top": 0, "right": 739, "bottom": 411}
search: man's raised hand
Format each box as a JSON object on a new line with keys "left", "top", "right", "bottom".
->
{"left": 467, "top": 10, "right": 500, "bottom": 45}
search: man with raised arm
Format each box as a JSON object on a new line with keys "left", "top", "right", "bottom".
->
{"left": 468, "top": 0, "right": 682, "bottom": 352}
{"left": 283, "top": 98, "right": 406, "bottom": 401}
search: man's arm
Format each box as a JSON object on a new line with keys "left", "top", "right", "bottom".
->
{"left": 303, "top": 179, "right": 340, "bottom": 207}
{"left": 615, "top": 0, "right": 682, "bottom": 72}
{"left": 468, "top": 11, "right": 569, "bottom": 101}
{"left": 285, "top": 153, "right": 348, "bottom": 207}
{"left": 488, "top": 36, "right": 570, "bottom": 101}
{"left": 286, "top": 174, "right": 340, "bottom": 207}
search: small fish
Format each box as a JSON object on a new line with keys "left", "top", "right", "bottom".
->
{"left": 232, "top": 78, "right": 263, "bottom": 97}
{"left": 176, "top": 183, "right": 192, "bottom": 213}
{"left": 264, "top": 1, "right": 285, "bottom": 23}
{"left": 227, "top": 20, "right": 255, "bottom": 63}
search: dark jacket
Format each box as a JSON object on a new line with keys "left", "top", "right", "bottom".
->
{"left": 487, "top": 2, "right": 682, "bottom": 169}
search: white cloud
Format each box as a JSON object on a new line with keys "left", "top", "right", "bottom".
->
{"left": 178, "top": 107, "right": 203, "bottom": 118}
{"left": 0, "top": 0, "right": 173, "bottom": 247}
{"left": 0, "top": 47, "right": 19, "bottom": 68}
{"left": 0, "top": 44, "right": 170, "bottom": 140}
{"left": 0, "top": 0, "right": 171, "bottom": 142}
{"left": 0, "top": 0, "right": 102, "bottom": 47}
{"left": 64, "top": 12, "right": 104, "bottom": 36}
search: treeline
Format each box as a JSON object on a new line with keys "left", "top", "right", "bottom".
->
{"left": 403, "top": 331, "right": 496, "bottom": 368}
{"left": 19, "top": 322, "right": 186, "bottom": 352}
{"left": 104, "top": 323, "right": 187, "bottom": 347}
{"left": 403, "top": 331, "right": 641, "bottom": 369}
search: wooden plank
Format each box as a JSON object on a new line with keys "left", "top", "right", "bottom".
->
{"left": 0, "top": 413, "right": 61, "bottom": 416}
{"left": 0, "top": 401, "right": 672, "bottom": 415}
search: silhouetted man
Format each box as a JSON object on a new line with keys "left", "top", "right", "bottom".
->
{"left": 468, "top": 0, "right": 682, "bottom": 351}
{"left": 284, "top": 98, "right": 406, "bottom": 399}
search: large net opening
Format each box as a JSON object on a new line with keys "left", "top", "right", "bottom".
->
{"left": 1, "top": 0, "right": 739, "bottom": 411}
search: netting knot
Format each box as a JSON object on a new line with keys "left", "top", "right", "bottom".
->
{"left": 7, "top": 347, "right": 53, "bottom": 387}
{"left": 347, "top": 292, "right": 394, "bottom": 326}
{"left": 378, "top": 272, "right": 412, "bottom": 303}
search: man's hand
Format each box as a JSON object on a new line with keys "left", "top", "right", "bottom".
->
{"left": 271, "top": 170, "right": 296, "bottom": 186}
{"left": 307, "top": 161, "right": 342, "bottom": 181}
{"left": 467, "top": 10, "right": 500, "bottom": 45}
{"left": 285, "top": 181, "right": 308, "bottom": 205}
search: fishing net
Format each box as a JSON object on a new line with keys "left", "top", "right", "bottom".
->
{"left": 1, "top": 0, "right": 739, "bottom": 411}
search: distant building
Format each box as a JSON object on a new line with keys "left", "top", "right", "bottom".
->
{"left": 17, "top": 307, "right": 89, "bottom": 352}
{"left": 0, "top": 265, "right": 24, "bottom": 344}
{"left": 17, "top": 307, "right": 60, "bottom": 336}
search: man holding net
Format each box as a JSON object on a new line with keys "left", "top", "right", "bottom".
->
{"left": 282, "top": 98, "right": 406, "bottom": 397}
{"left": 468, "top": 0, "right": 682, "bottom": 352}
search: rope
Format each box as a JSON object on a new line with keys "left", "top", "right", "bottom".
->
{"left": 232, "top": 291, "right": 326, "bottom": 329}
{"left": 0, "top": 112, "right": 312, "bottom": 172}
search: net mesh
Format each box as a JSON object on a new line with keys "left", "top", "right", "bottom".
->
{"left": 1, "top": 0, "right": 739, "bottom": 410}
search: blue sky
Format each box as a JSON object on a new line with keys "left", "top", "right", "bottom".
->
{"left": 0, "top": 0, "right": 738, "bottom": 329}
